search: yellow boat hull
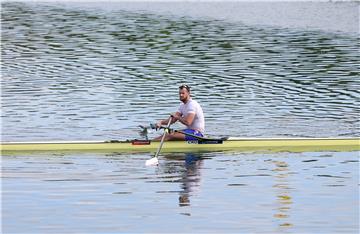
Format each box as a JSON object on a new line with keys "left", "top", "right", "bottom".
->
{"left": 1, "top": 138, "right": 359, "bottom": 154}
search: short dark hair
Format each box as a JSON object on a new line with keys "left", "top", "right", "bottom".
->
{"left": 179, "top": 84, "right": 190, "bottom": 92}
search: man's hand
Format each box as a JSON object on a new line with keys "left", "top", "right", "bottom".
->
{"left": 155, "top": 121, "right": 162, "bottom": 129}
{"left": 170, "top": 113, "right": 181, "bottom": 121}
{"left": 155, "top": 113, "right": 181, "bottom": 129}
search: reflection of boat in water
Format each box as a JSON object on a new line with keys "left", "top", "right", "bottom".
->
{"left": 271, "top": 160, "right": 294, "bottom": 229}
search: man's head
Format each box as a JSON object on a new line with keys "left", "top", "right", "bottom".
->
{"left": 179, "top": 84, "right": 191, "bottom": 103}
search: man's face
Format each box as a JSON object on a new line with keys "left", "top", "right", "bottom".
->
{"left": 179, "top": 88, "right": 190, "bottom": 103}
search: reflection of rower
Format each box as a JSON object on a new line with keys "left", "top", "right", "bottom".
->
{"left": 179, "top": 153, "right": 203, "bottom": 207}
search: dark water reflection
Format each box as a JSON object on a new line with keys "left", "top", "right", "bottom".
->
{"left": 159, "top": 154, "right": 204, "bottom": 207}
{"left": 1, "top": 2, "right": 359, "bottom": 141}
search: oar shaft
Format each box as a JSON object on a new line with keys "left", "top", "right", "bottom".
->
{"left": 154, "top": 116, "right": 172, "bottom": 158}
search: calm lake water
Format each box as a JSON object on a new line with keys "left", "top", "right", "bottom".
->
{"left": 2, "top": 151, "right": 359, "bottom": 233}
{"left": 1, "top": 1, "right": 359, "bottom": 233}
{"left": 1, "top": 1, "right": 359, "bottom": 141}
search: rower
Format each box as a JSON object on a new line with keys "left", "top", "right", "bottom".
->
{"left": 154, "top": 84, "right": 205, "bottom": 141}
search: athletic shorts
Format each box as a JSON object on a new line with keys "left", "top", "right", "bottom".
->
{"left": 183, "top": 129, "right": 204, "bottom": 141}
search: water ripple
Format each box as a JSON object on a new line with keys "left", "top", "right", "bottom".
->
{"left": 1, "top": 2, "right": 359, "bottom": 140}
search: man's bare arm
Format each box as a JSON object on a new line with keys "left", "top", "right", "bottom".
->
{"left": 172, "top": 112, "right": 195, "bottom": 127}
{"left": 156, "top": 112, "right": 181, "bottom": 127}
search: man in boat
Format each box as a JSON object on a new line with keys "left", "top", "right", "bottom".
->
{"left": 154, "top": 84, "right": 205, "bottom": 141}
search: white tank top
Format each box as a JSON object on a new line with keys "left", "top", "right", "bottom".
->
{"left": 177, "top": 99, "right": 205, "bottom": 133}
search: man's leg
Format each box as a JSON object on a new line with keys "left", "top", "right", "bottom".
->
{"left": 153, "top": 132, "right": 185, "bottom": 141}
{"left": 167, "top": 132, "right": 185, "bottom": 141}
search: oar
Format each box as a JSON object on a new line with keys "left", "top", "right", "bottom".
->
{"left": 145, "top": 116, "right": 173, "bottom": 166}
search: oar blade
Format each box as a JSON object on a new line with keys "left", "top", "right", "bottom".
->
{"left": 145, "top": 157, "right": 159, "bottom": 166}
{"left": 145, "top": 116, "right": 173, "bottom": 166}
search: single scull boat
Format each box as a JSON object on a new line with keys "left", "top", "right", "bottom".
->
{"left": 1, "top": 137, "right": 359, "bottom": 153}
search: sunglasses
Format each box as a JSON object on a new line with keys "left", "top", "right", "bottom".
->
{"left": 179, "top": 84, "right": 190, "bottom": 91}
